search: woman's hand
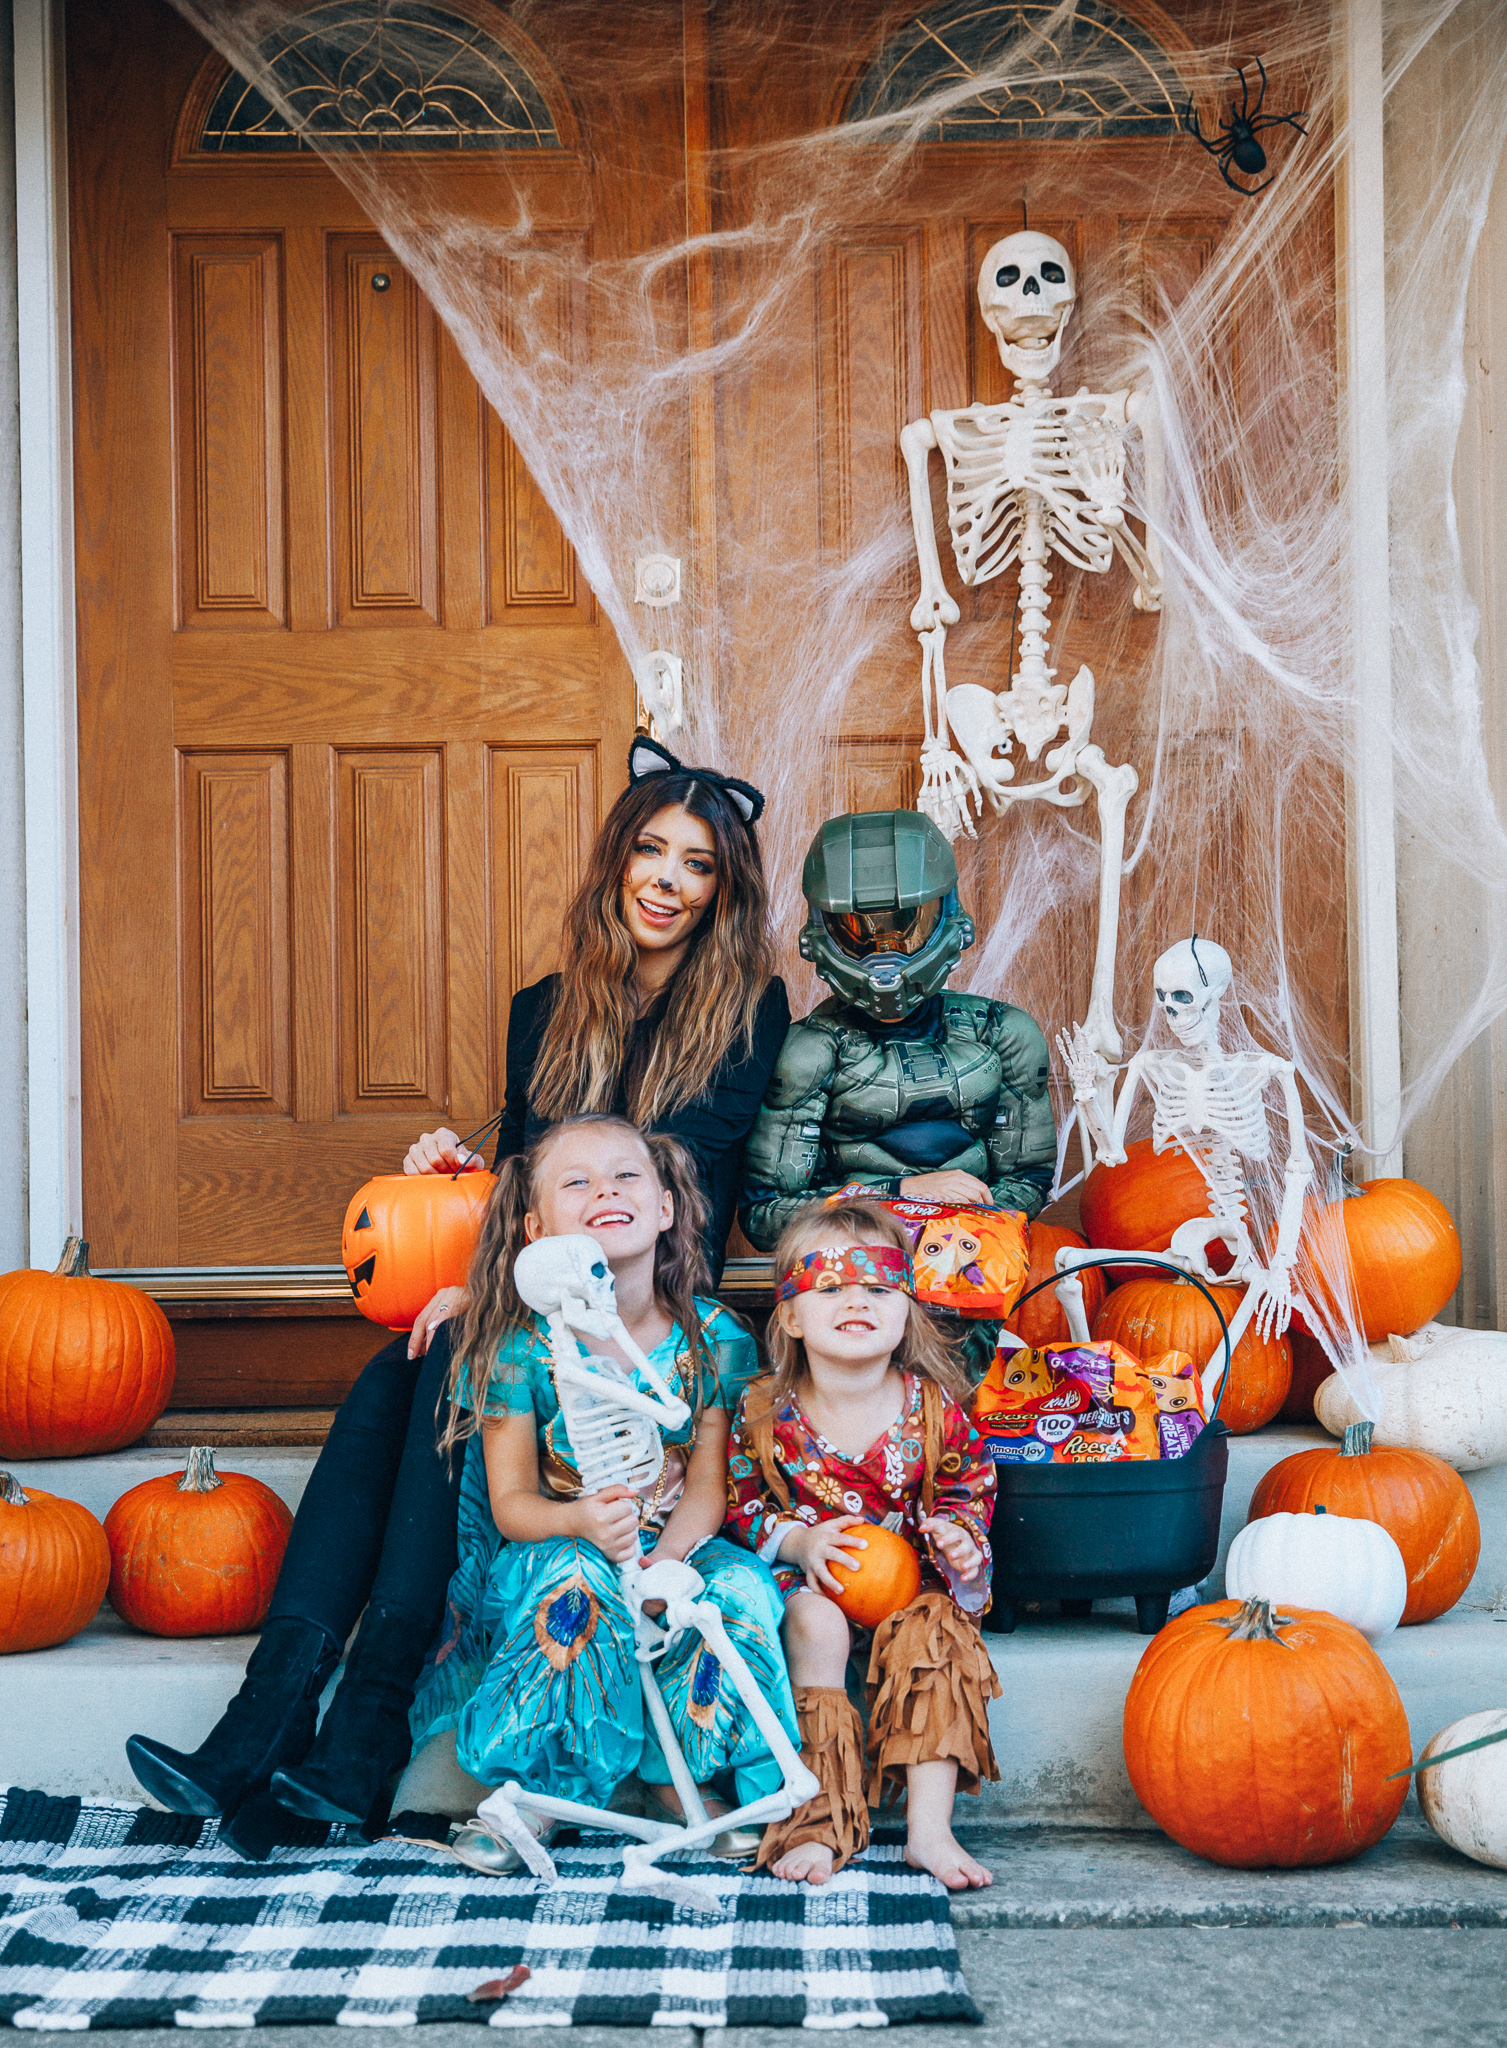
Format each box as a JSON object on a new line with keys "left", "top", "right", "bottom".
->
{"left": 573, "top": 1485, "right": 642, "bottom": 1566}
{"left": 899, "top": 1170, "right": 993, "bottom": 1205}
{"left": 920, "top": 1514, "right": 984, "bottom": 1583}
{"left": 782, "top": 1515, "right": 870, "bottom": 1597}
{"left": 403, "top": 1127, "right": 486, "bottom": 1176}
{"left": 407, "top": 1287, "right": 463, "bottom": 1361}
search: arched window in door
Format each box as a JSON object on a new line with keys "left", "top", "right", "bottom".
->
{"left": 192, "top": 0, "right": 566, "bottom": 153}
{"left": 845, "top": 0, "right": 1185, "bottom": 140}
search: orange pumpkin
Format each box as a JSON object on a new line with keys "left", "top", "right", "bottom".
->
{"left": 830, "top": 1524, "right": 922, "bottom": 1629}
{"left": 0, "top": 1238, "right": 175, "bottom": 1459}
{"left": 1092, "top": 1275, "right": 1290, "bottom": 1434}
{"left": 1279, "top": 1329, "right": 1334, "bottom": 1423}
{"left": 1079, "top": 1139, "right": 1232, "bottom": 1285}
{"left": 0, "top": 1470, "right": 110, "bottom": 1653}
{"left": 1248, "top": 1420, "right": 1478, "bottom": 1623}
{"left": 342, "top": 1171, "right": 497, "bottom": 1330}
{"left": 1297, "top": 1177, "right": 1461, "bottom": 1344}
{"left": 1012, "top": 1224, "right": 1107, "bottom": 1347}
{"left": 1122, "top": 1596, "right": 1410, "bottom": 1866}
{"left": 105, "top": 1446, "right": 293, "bottom": 1638}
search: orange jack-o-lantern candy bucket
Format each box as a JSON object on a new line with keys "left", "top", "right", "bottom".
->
{"left": 342, "top": 1172, "right": 496, "bottom": 1331}
{"left": 829, "top": 1523, "right": 922, "bottom": 1629}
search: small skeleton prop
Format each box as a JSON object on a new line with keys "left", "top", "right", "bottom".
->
{"left": 1056, "top": 938, "right": 1313, "bottom": 1406}
{"left": 471, "top": 1235, "right": 818, "bottom": 1910}
{"left": 900, "top": 231, "right": 1162, "bottom": 1057}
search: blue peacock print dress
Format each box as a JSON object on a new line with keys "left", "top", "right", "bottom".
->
{"left": 408, "top": 1299, "right": 798, "bottom": 1810}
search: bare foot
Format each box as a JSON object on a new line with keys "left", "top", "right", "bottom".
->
{"left": 905, "top": 1825, "right": 993, "bottom": 1890}
{"left": 772, "top": 1839, "right": 835, "bottom": 1885}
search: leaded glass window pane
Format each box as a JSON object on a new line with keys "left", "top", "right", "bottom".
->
{"left": 846, "top": 1, "right": 1182, "bottom": 141}
{"left": 198, "top": 1, "right": 562, "bottom": 153}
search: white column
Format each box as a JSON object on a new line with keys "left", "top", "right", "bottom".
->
{"left": 1338, "top": 0, "right": 1404, "bottom": 1179}
{"left": 14, "top": 0, "right": 78, "bottom": 1266}
{"left": 0, "top": 0, "right": 23, "bottom": 1273}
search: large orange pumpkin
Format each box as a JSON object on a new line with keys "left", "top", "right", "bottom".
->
{"left": 1092, "top": 1276, "right": 1290, "bottom": 1434}
{"left": 1122, "top": 1596, "right": 1410, "bottom": 1866}
{"left": 105, "top": 1446, "right": 293, "bottom": 1638}
{"left": 1248, "top": 1420, "right": 1478, "bottom": 1623}
{"left": 829, "top": 1524, "right": 922, "bottom": 1629}
{"left": 1297, "top": 1178, "right": 1462, "bottom": 1344}
{"left": 1079, "top": 1139, "right": 1232, "bottom": 1284}
{"left": 0, "top": 1239, "right": 175, "bottom": 1459}
{"left": 1011, "top": 1224, "right": 1108, "bottom": 1347}
{"left": 0, "top": 1470, "right": 111, "bottom": 1653}
{"left": 342, "top": 1171, "right": 497, "bottom": 1330}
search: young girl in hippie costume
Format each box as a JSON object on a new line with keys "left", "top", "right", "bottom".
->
{"left": 409, "top": 1113, "right": 798, "bottom": 1874}
{"left": 726, "top": 1198, "right": 1000, "bottom": 1892}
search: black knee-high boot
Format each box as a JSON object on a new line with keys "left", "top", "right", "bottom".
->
{"left": 268, "top": 1601, "right": 432, "bottom": 1834}
{"left": 126, "top": 1617, "right": 341, "bottom": 1818}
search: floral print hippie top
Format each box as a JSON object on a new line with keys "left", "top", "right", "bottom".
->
{"left": 725, "top": 1373, "right": 997, "bottom": 1615}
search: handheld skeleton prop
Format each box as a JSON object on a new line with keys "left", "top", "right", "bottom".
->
{"left": 1056, "top": 938, "right": 1314, "bottom": 1409}
{"left": 472, "top": 1235, "right": 817, "bottom": 1909}
{"left": 900, "top": 231, "right": 1162, "bottom": 1058}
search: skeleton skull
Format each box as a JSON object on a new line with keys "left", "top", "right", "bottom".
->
{"left": 513, "top": 1234, "right": 619, "bottom": 1318}
{"left": 977, "top": 231, "right": 1077, "bottom": 382}
{"left": 1153, "top": 936, "right": 1232, "bottom": 1045}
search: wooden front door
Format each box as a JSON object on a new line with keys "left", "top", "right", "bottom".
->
{"left": 70, "top": 0, "right": 1340, "bottom": 1357}
{"left": 70, "top": 0, "right": 647, "bottom": 1272}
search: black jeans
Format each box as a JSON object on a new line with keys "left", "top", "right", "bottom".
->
{"left": 266, "top": 1323, "right": 462, "bottom": 1646}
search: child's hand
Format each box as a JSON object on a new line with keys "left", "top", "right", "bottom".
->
{"left": 575, "top": 1485, "right": 642, "bottom": 1565}
{"left": 920, "top": 1514, "right": 984, "bottom": 1583}
{"left": 783, "top": 1515, "right": 870, "bottom": 1597}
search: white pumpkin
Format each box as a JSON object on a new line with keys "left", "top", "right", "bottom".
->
{"left": 1416, "top": 1709, "right": 1507, "bottom": 1869}
{"left": 1314, "top": 1324, "right": 1507, "bottom": 1471}
{"left": 1225, "top": 1509, "right": 1406, "bottom": 1640}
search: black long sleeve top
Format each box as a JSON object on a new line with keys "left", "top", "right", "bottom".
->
{"left": 492, "top": 973, "right": 792, "bottom": 1284}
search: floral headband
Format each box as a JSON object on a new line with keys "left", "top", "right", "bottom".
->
{"left": 628, "top": 734, "right": 766, "bottom": 825}
{"left": 775, "top": 1244, "right": 916, "bottom": 1301}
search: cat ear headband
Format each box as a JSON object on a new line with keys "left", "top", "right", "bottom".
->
{"left": 628, "top": 734, "right": 766, "bottom": 825}
{"left": 776, "top": 1243, "right": 916, "bottom": 1301}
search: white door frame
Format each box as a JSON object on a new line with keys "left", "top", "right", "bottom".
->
{"left": 15, "top": 0, "right": 80, "bottom": 1268}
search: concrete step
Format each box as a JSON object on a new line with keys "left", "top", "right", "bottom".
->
{"left": 3, "top": 1444, "right": 318, "bottom": 1524}
{"left": 6, "top": 1423, "right": 1507, "bottom": 1821}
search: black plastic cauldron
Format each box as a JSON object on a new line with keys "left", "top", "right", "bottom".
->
{"left": 984, "top": 1256, "right": 1233, "bottom": 1636}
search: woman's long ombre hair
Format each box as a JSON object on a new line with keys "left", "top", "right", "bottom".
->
{"left": 527, "top": 771, "right": 774, "bottom": 1126}
{"left": 438, "top": 1114, "right": 713, "bottom": 1456}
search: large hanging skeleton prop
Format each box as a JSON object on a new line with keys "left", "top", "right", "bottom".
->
{"left": 900, "top": 231, "right": 1161, "bottom": 1058}
{"left": 471, "top": 1236, "right": 817, "bottom": 1910}
{"left": 1058, "top": 938, "right": 1314, "bottom": 1406}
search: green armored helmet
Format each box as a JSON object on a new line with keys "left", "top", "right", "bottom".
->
{"left": 799, "top": 811, "right": 975, "bottom": 1022}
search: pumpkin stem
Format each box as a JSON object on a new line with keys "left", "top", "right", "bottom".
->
{"left": 0, "top": 1471, "right": 28, "bottom": 1506}
{"left": 55, "top": 1235, "right": 91, "bottom": 1278}
{"left": 1342, "top": 1420, "right": 1375, "bottom": 1458}
{"left": 1215, "top": 1596, "right": 1296, "bottom": 1644}
{"left": 178, "top": 1447, "right": 223, "bottom": 1493}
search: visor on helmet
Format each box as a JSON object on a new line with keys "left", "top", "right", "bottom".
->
{"left": 822, "top": 897, "right": 944, "bottom": 960}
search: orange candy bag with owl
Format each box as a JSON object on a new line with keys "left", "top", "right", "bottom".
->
{"left": 972, "top": 1339, "right": 1206, "bottom": 1464}
{"left": 827, "top": 1183, "right": 1029, "bottom": 1319}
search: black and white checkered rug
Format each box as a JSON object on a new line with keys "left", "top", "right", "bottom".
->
{"left": 0, "top": 1790, "right": 979, "bottom": 2029}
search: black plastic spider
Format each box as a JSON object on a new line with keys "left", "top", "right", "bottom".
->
{"left": 1181, "top": 58, "right": 1307, "bottom": 195}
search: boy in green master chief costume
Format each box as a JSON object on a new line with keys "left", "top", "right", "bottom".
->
{"left": 739, "top": 810, "right": 1057, "bottom": 1276}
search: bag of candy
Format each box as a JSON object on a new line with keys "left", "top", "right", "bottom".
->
{"left": 1139, "top": 1348, "right": 1208, "bottom": 1459}
{"left": 828, "top": 1183, "right": 1029, "bottom": 1319}
{"left": 971, "top": 1338, "right": 1163, "bottom": 1463}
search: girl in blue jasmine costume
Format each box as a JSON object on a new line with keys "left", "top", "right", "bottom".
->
{"left": 410, "top": 1111, "right": 797, "bottom": 1875}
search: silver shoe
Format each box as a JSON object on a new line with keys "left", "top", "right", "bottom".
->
{"left": 710, "top": 1824, "right": 763, "bottom": 1860}
{"left": 449, "top": 1815, "right": 554, "bottom": 1878}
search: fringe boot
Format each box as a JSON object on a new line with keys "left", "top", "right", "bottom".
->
{"left": 864, "top": 1591, "right": 1002, "bottom": 1806}
{"left": 755, "top": 1686, "right": 870, "bottom": 1874}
